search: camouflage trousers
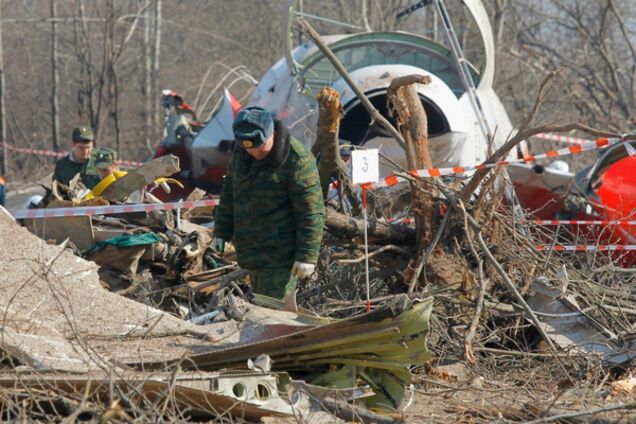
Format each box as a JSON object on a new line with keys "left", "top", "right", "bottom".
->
{"left": 248, "top": 267, "right": 298, "bottom": 300}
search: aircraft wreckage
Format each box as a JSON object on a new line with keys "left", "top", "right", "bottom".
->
{"left": 5, "top": 0, "right": 636, "bottom": 422}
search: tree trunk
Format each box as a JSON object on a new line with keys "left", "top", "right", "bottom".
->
{"left": 388, "top": 75, "right": 435, "bottom": 251}
{"left": 314, "top": 87, "right": 360, "bottom": 214}
{"left": 325, "top": 209, "right": 415, "bottom": 245}
{"left": 50, "top": 0, "right": 60, "bottom": 152}
{"left": 388, "top": 75, "right": 438, "bottom": 292}
{"left": 105, "top": 1, "right": 120, "bottom": 156}
{"left": 151, "top": 0, "right": 162, "bottom": 144}
{"left": 143, "top": 0, "right": 153, "bottom": 152}
{"left": 0, "top": 3, "right": 7, "bottom": 177}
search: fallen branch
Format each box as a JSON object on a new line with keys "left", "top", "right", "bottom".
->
{"left": 459, "top": 200, "right": 488, "bottom": 364}
{"left": 449, "top": 194, "right": 558, "bottom": 353}
{"left": 522, "top": 403, "right": 636, "bottom": 424}
{"left": 336, "top": 244, "right": 411, "bottom": 264}
{"left": 188, "top": 268, "right": 249, "bottom": 294}
{"left": 311, "top": 396, "right": 398, "bottom": 424}
{"left": 398, "top": 172, "right": 559, "bottom": 354}
{"left": 326, "top": 209, "right": 415, "bottom": 244}
{"left": 406, "top": 211, "right": 451, "bottom": 294}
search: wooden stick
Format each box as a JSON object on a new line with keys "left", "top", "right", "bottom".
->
{"left": 326, "top": 208, "right": 415, "bottom": 244}
{"left": 336, "top": 244, "right": 411, "bottom": 264}
{"left": 522, "top": 403, "right": 636, "bottom": 424}
{"left": 460, "top": 200, "right": 488, "bottom": 364}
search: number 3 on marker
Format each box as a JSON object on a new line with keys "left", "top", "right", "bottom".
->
{"left": 351, "top": 149, "right": 379, "bottom": 184}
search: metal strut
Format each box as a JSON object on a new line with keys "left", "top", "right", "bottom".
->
{"left": 432, "top": 0, "right": 492, "bottom": 143}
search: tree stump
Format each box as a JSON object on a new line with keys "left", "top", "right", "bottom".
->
{"left": 388, "top": 75, "right": 438, "bottom": 290}
{"left": 314, "top": 87, "right": 360, "bottom": 214}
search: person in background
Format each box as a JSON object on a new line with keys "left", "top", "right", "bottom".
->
{"left": 93, "top": 148, "right": 120, "bottom": 180}
{"left": 52, "top": 126, "right": 100, "bottom": 189}
{"left": 212, "top": 107, "right": 325, "bottom": 312}
{"left": 82, "top": 147, "right": 127, "bottom": 200}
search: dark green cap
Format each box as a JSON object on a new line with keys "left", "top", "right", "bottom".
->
{"left": 72, "top": 126, "right": 94, "bottom": 142}
{"left": 232, "top": 107, "right": 274, "bottom": 149}
{"left": 93, "top": 147, "right": 117, "bottom": 169}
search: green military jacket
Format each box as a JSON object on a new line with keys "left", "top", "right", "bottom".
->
{"left": 214, "top": 121, "right": 325, "bottom": 270}
{"left": 53, "top": 154, "right": 101, "bottom": 189}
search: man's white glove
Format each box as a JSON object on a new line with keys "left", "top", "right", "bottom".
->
{"left": 292, "top": 261, "right": 315, "bottom": 279}
{"left": 211, "top": 237, "right": 225, "bottom": 254}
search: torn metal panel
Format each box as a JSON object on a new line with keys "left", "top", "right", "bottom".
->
{"left": 0, "top": 371, "right": 296, "bottom": 421}
{"left": 0, "top": 210, "right": 431, "bottom": 412}
{"left": 136, "top": 295, "right": 433, "bottom": 409}
{"left": 210, "top": 370, "right": 298, "bottom": 415}
{"left": 527, "top": 279, "right": 636, "bottom": 364}
{"left": 289, "top": 380, "right": 374, "bottom": 402}
{"left": 23, "top": 215, "right": 94, "bottom": 251}
{"left": 162, "top": 296, "right": 430, "bottom": 370}
{"left": 99, "top": 154, "right": 180, "bottom": 202}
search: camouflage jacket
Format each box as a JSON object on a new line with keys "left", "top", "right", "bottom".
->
{"left": 53, "top": 154, "right": 101, "bottom": 189}
{"left": 214, "top": 120, "right": 325, "bottom": 269}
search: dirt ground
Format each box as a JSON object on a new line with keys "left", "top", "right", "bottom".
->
{"left": 403, "top": 358, "right": 636, "bottom": 423}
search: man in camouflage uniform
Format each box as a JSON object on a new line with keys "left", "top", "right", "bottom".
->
{"left": 213, "top": 107, "right": 325, "bottom": 311}
{"left": 53, "top": 126, "right": 100, "bottom": 189}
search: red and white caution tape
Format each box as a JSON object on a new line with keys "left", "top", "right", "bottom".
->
{"left": 527, "top": 220, "right": 636, "bottom": 226}
{"left": 1, "top": 143, "right": 67, "bottom": 158}
{"left": 386, "top": 216, "right": 414, "bottom": 225}
{"left": 368, "top": 137, "right": 616, "bottom": 188}
{"left": 115, "top": 159, "right": 144, "bottom": 167}
{"left": 533, "top": 133, "right": 592, "bottom": 145}
{"left": 10, "top": 199, "right": 217, "bottom": 219}
{"left": 536, "top": 244, "right": 636, "bottom": 252}
{"left": 0, "top": 142, "right": 143, "bottom": 168}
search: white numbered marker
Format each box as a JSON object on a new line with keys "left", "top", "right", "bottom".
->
{"left": 351, "top": 149, "right": 379, "bottom": 184}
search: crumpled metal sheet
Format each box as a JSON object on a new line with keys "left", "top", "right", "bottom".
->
{"left": 527, "top": 278, "right": 636, "bottom": 364}
{"left": 136, "top": 295, "right": 433, "bottom": 410}
{"left": 0, "top": 370, "right": 297, "bottom": 421}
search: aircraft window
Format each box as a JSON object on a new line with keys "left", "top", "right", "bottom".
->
{"left": 300, "top": 33, "right": 479, "bottom": 98}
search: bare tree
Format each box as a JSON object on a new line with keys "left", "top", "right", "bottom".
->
{"left": 0, "top": 3, "right": 5, "bottom": 177}
{"left": 143, "top": 0, "right": 152, "bottom": 152}
{"left": 50, "top": 0, "right": 60, "bottom": 152}
{"left": 487, "top": 0, "right": 636, "bottom": 131}
{"left": 151, "top": 0, "right": 161, "bottom": 148}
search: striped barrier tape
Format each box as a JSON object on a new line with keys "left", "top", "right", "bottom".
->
{"left": 10, "top": 199, "right": 218, "bottom": 219}
{"left": 115, "top": 158, "right": 144, "bottom": 167}
{"left": 526, "top": 220, "right": 636, "bottom": 226}
{"left": 368, "top": 137, "right": 616, "bottom": 188}
{"left": 533, "top": 133, "right": 591, "bottom": 145}
{"left": 0, "top": 142, "right": 143, "bottom": 168}
{"left": 1, "top": 143, "right": 66, "bottom": 158}
{"left": 387, "top": 217, "right": 414, "bottom": 225}
{"left": 536, "top": 244, "right": 636, "bottom": 252}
